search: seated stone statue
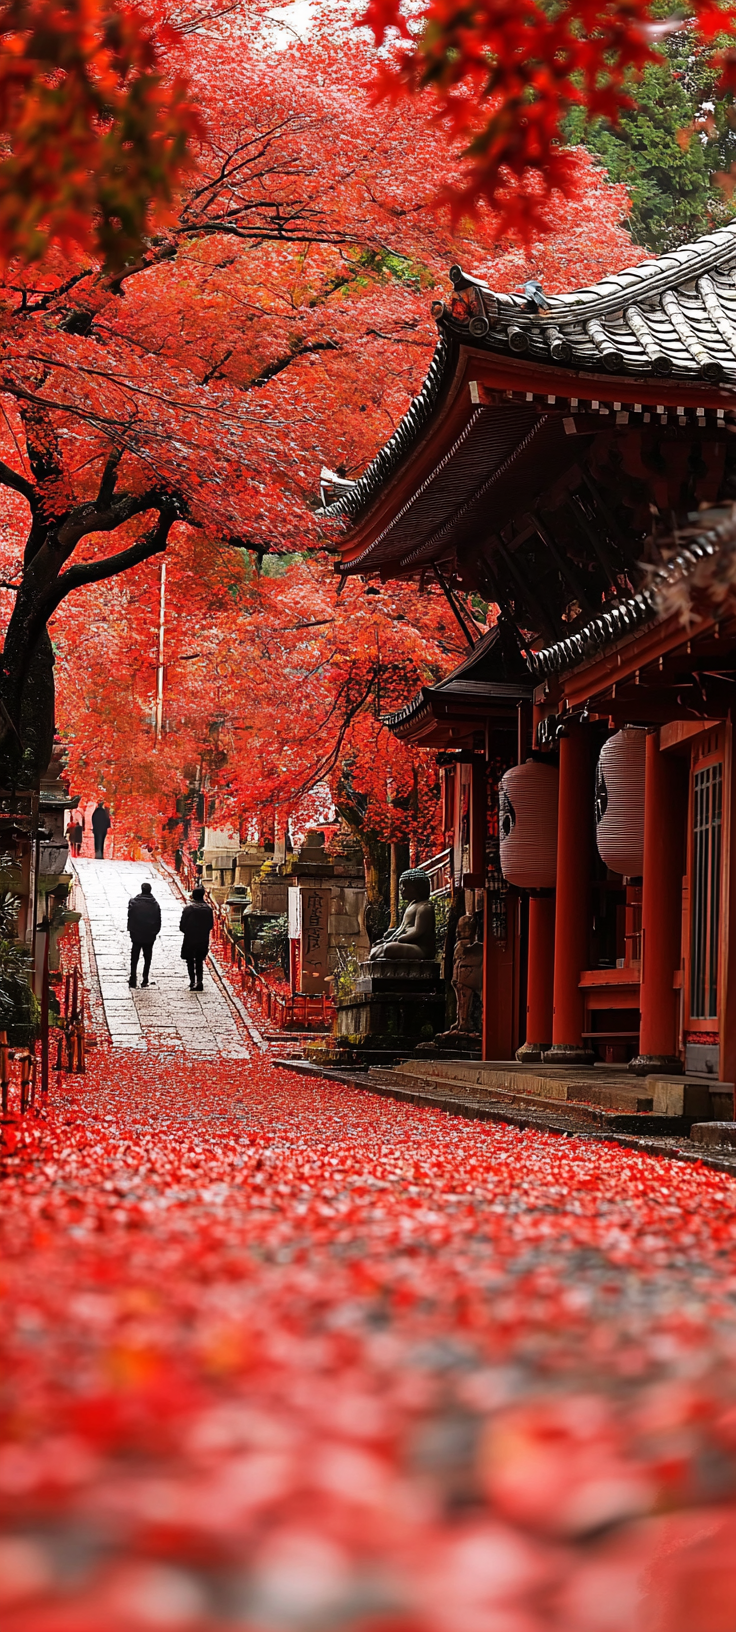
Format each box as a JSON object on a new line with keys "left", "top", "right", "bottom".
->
{"left": 451, "top": 914, "right": 483, "bottom": 1032}
{"left": 369, "top": 869, "right": 436, "bottom": 963}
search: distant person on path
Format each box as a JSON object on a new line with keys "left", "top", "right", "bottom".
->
{"left": 92, "top": 800, "right": 111, "bottom": 859}
{"left": 66, "top": 817, "right": 83, "bottom": 857}
{"left": 128, "top": 881, "right": 161, "bottom": 989}
{"left": 180, "top": 886, "right": 214, "bottom": 991}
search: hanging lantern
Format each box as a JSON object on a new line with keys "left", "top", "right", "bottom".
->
{"left": 499, "top": 761, "right": 558, "bottom": 888}
{"left": 595, "top": 727, "right": 646, "bottom": 877}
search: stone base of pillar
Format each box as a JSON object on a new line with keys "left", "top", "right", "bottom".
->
{"left": 542, "top": 1043, "right": 595, "bottom": 1066}
{"left": 628, "top": 1053, "right": 683, "bottom": 1077}
{"left": 516, "top": 1041, "right": 550, "bottom": 1063}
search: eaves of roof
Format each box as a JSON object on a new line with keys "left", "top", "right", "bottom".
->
{"left": 319, "top": 223, "right": 736, "bottom": 534}
{"left": 443, "top": 222, "right": 736, "bottom": 384}
{"left": 383, "top": 676, "right": 533, "bottom": 736}
{"left": 527, "top": 524, "right": 729, "bottom": 680}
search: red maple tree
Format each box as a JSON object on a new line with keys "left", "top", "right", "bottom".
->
{"left": 0, "top": 11, "right": 639, "bottom": 851}
{"left": 54, "top": 540, "right": 471, "bottom": 869}
{"left": 362, "top": 0, "right": 736, "bottom": 236}
{"left": 0, "top": 0, "right": 203, "bottom": 267}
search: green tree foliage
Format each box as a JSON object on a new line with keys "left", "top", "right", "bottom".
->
{"left": 568, "top": 25, "right": 736, "bottom": 253}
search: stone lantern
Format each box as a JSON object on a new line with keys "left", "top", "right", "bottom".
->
{"left": 225, "top": 885, "right": 249, "bottom": 933}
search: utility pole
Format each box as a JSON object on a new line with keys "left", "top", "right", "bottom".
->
{"left": 154, "top": 559, "right": 166, "bottom": 747}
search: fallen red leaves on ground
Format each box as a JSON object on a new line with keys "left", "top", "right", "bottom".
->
{"left": 2, "top": 1047, "right": 736, "bottom": 1629}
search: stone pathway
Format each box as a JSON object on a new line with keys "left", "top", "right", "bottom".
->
{"left": 72, "top": 858, "right": 250, "bottom": 1057}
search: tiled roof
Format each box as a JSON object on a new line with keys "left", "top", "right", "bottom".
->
{"left": 319, "top": 335, "right": 450, "bottom": 523}
{"left": 445, "top": 222, "right": 736, "bottom": 382}
{"left": 383, "top": 623, "right": 534, "bottom": 733}
{"left": 319, "top": 224, "right": 736, "bottom": 529}
{"left": 383, "top": 677, "right": 533, "bottom": 733}
{"left": 527, "top": 524, "right": 727, "bottom": 678}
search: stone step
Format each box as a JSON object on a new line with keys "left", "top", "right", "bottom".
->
{"left": 691, "top": 1122, "right": 736, "bottom": 1148}
{"left": 272, "top": 1056, "right": 693, "bottom": 1138}
{"left": 392, "top": 1057, "right": 599, "bottom": 1100}
{"left": 386, "top": 1058, "right": 644, "bottom": 1108}
{"left": 386, "top": 1058, "right": 723, "bottom": 1120}
{"left": 365, "top": 1068, "right": 656, "bottom": 1123}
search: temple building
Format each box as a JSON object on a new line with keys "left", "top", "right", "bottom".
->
{"left": 320, "top": 222, "right": 736, "bottom": 1095}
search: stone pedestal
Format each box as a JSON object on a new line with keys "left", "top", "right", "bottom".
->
{"left": 335, "top": 959, "right": 444, "bottom": 1050}
{"left": 416, "top": 1030, "right": 481, "bottom": 1059}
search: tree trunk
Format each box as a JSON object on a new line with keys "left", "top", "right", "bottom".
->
{"left": 0, "top": 527, "right": 60, "bottom": 787}
{"left": 18, "top": 630, "right": 55, "bottom": 789}
{"left": 334, "top": 795, "right": 390, "bottom": 945}
{"left": 0, "top": 626, "right": 55, "bottom": 790}
{"left": 361, "top": 836, "right": 390, "bottom": 946}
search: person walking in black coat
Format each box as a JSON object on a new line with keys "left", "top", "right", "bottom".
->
{"left": 180, "top": 885, "right": 214, "bottom": 990}
{"left": 92, "top": 800, "right": 111, "bottom": 858}
{"left": 65, "top": 817, "right": 83, "bottom": 857}
{"left": 128, "top": 881, "right": 162, "bottom": 988}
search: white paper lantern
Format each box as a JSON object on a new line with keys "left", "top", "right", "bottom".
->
{"left": 595, "top": 728, "right": 646, "bottom": 877}
{"left": 499, "top": 761, "right": 558, "bottom": 888}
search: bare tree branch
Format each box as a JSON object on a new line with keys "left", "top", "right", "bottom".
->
{"left": 49, "top": 510, "right": 176, "bottom": 609}
{"left": 248, "top": 339, "right": 339, "bottom": 390}
{"left": 0, "top": 459, "right": 34, "bottom": 505}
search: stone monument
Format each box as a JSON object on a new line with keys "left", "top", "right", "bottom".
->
{"left": 234, "top": 843, "right": 273, "bottom": 889}
{"left": 200, "top": 827, "right": 239, "bottom": 898}
{"left": 294, "top": 829, "right": 333, "bottom": 879}
{"left": 450, "top": 914, "right": 483, "bottom": 1033}
{"left": 417, "top": 914, "right": 483, "bottom": 1055}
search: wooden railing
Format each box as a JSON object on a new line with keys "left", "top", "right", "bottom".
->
{"left": 2, "top": 951, "right": 88, "bottom": 1138}
{"left": 0, "top": 1030, "right": 38, "bottom": 1118}
{"left": 54, "top": 967, "right": 86, "bottom": 1074}
{"left": 420, "top": 846, "right": 453, "bottom": 897}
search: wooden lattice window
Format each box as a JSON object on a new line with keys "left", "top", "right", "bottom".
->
{"left": 690, "top": 761, "right": 723, "bottom": 1021}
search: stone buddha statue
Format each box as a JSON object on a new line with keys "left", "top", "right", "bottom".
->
{"left": 369, "top": 869, "right": 436, "bottom": 963}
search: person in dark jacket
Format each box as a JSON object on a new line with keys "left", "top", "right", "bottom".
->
{"left": 92, "top": 800, "right": 111, "bottom": 858}
{"left": 65, "top": 817, "right": 83, "bottom": 857}
{"left": 128, "top": 881, "right": 162, "bottom": 988}
{"left": 180, "top": 885, "right": 214, "bottom": 990}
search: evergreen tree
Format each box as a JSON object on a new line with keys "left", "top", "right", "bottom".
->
{"left": 568, "top": 24, "right": 736, "bottom": 253}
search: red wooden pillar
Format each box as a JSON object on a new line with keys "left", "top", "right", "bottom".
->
{"left": 517, "top": 893, "right": 555, "bottom": 1061}
{"left": 518, "top": 699, "right": 556, "bottom": 1062}
{"left": 544, "top": 725, "right": 594, "bottom": 1064}
{"left": 482, "top": 892, "right": 519, "bottom": 1060}
{"left": 629, "top": 730, "right": 686, "bottom": 1075}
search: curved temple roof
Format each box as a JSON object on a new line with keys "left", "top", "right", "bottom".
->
{"left": 319, "top": 223, "right": 736, "bottom": 528}
{"left": 444, "top": 221, "right": 736, "bottom": 384}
